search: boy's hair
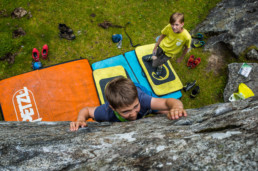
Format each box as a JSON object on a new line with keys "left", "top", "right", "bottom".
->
{"left": 105, "top": 77, "right": 138, "bottom": 109}
{"left": 170, "top": 12, "right": 184, "bottom": 24}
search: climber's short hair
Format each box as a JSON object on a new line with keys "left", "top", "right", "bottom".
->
{"left": 105, "top": 77, "right": 138, "bottom": 109}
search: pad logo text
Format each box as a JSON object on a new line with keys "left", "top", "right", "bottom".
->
{"left": 152, "top": 64, "right": 169, "bottom": 81}
{"left": 13, "top": 87, "right": 42, "bottom": 122}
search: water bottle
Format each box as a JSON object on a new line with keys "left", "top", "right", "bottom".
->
{"left": 117, "top": 40, "right": 122, "bottom": 48}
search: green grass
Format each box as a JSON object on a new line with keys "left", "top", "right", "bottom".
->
{"left": 1, "top": 0, "right": 246, "bottom": 121}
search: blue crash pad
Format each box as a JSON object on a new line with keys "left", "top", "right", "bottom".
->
{"left": 91, "top": 54, "right": 138, "bottom": 83}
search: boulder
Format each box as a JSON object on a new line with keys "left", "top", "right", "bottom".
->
{"left": 193, "top": 0, "right": 258, "bottom": 59}
{"left": 0, "top": 97, "right": 257, "bottom": 170}
{"left": 224, "top": 63, "right": 258, "bottom": 102}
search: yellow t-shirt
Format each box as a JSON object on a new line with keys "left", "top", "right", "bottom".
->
{"left": 159, "top": 24, "right": 191, "bottom": 58}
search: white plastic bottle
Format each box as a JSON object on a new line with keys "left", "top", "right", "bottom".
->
{"left": 117, "top": 40, "right": 122, "bottom": 48}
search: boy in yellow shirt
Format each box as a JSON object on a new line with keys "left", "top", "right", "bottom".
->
{"left": 144, "top": 12, "right": 192, "bottom": 76}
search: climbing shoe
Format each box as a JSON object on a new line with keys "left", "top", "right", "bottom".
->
{"left": 156, "top": 65, "right": 163, "bottom": 76}
{"left": 190, "top": 86, "right": 200, "bottom": 98}
{"left": 187, "top": 55, "right": 195, "bottom": 68}
{"left": 183, "top": 80, "right": 196, "bottom": 92}
{"left": 32, "top": 48, "right": 40, "bottom": 62}
{"left": 41, "top": 44, "right": 48, "bottom": 59}
{"left": 191, "top": 57, "right": 201, "bottom": 69}
{"left": 143, "top": 55, "right": 153, "bottom": 62}
{"left": 192, "top": 40, "right": 205, "bottom": 48}
{"left": 192, "top": 33, "right": 204, "bottom": 40}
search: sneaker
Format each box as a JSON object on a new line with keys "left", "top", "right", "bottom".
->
{"left": 156, "top": 66, "right": 163, "bottom": 76}
{"left": 190, "top": 86, "right": 200, "bottom": 98}
{"left": 143, "top": 55, "right": 152, "bottom": 62}
{"left": 183, "top": 80, "right": 196, "bottom": 92}
{"left": 32, "top": 48, "right": 40, "bottom": 62}
{"left": 41, "top": 44, "right": 48, "bottom": 59}
{"left": 58, "top": 24, "right": 73, "bottom": 34}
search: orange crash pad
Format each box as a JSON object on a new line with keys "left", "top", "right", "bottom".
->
{"left": 0, "top": 59, "right": 99, "bottom": 121}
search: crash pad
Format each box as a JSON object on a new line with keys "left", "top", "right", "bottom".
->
{"left": 124, "top": 50, "right": 182, "bottom": 99}
{"left": 91, "top": 54, "right": 138, "bottom": 83}
{"left": 0, "top": 59, "right": 99, "bottom": 122}
{"left": 93, "top": 66, "right": 128, "bottom": 105}
{"left": 134, "top": 44, "right": 183, "bottom": 96}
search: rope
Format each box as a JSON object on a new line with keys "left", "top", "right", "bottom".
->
{"left": 124, "top": 22, "right": 140, "bottom": 47}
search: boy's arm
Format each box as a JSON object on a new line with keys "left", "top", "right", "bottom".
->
{"left": 150, "top": 97, "right": 187, "bottom": 120}
{"left": 153, "top": 34, "right": 166, "bottom": 54}
{"left": 70, "top": 107, "right": 96, "bottom": 131}
{"left": 176, "top": 46, "right": 189, "bottom": 63}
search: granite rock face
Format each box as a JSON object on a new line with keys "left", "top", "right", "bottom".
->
{"left": 0, "top": 97, "right": 257, "bottom": 171}
{"left": 223, "top": 63, "right": 258, "bottom": 102}
{"left": 193, "top": 0, "right": 258, "bottom": 58}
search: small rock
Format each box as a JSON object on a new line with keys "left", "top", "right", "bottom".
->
{"left": 11, "top": 7, "right": 27, "bottom": 18}
{"left": 246, "top": 49, "right": 258, "bottom": 60}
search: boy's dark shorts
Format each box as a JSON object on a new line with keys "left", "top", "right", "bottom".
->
{"left": 152, "top": 46, "right": 171, "bottom": 67}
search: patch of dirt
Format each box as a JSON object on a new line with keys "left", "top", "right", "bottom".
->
{"left": 27, "top": 11, "right": 32, "bottom": 19}
{"left": 90, "top": 13, "right": 96, "bottom": 17}
{"left": 13, "top": 27, "right": 26, "bottom": 38}
{"left": 0, "top": 52, "right": 17, "bottom": 64}
{"left": 205, "top": 53, "right": 226, "bottom": 75}
{"left": 205, "top": 41, "right": 236, "bottom": 75}
{"left": 0, "top": 9, "right": 9, "bottom": 17}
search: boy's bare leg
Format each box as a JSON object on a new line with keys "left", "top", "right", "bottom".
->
{"left": 152, "top": 55, "right": 157, "bottom": 60}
